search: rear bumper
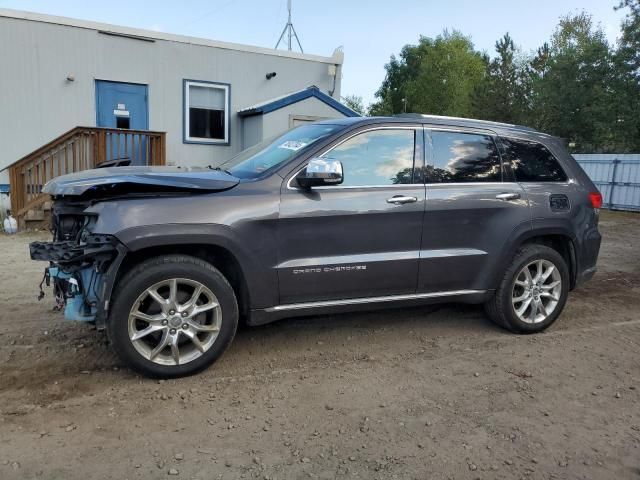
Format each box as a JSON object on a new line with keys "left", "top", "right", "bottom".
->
{"left": 574, "top": 226, "right": 601, "bottom": 288}
{"left": 575, "top": 265, "right": 597, "bottom": 287}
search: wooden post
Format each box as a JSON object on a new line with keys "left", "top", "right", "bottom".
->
{"left": 97, "top": 130, "right": 106, "bottom": 164}
{"left": 9, "top": 167, "right": 18, "bottom": 214}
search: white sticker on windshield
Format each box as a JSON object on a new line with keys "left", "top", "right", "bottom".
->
{"left": 278, "top": 140, "right": 307, "bottom": 151}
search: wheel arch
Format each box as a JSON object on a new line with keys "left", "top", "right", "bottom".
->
{"left": 94, "top": 224, "right": 278, "bottom": 329}
{"left": 115, "top": 243, "right": 251, "bottom": 320}
{"left": 494, "top": 225, "right": 578, "bottom": 291}
{"left": 520, "top": 233, "right": 576, "bottom": 289}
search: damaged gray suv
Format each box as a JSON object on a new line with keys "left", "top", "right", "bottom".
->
{"left": 30, "top": 116, "right": 602, "bottom": 378}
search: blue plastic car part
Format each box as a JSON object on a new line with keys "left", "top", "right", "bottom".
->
{"left": 48, "top": 266, "right": 102, "bottom": 322}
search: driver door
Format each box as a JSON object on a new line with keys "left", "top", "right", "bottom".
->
{"left": 276, "top": 125, "right": 426, "bottom": 305}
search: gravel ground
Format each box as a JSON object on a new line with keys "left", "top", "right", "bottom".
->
{"left": 1, "top": 210, "right": 639, "bottom": 480}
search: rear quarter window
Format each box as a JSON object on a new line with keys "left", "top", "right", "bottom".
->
{"left": 501, "top": 137, "right": 567, "bottom": 182}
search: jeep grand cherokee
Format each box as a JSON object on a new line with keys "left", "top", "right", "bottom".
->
{"left": 30, "top": 116, "right": 602, "bottom": 378}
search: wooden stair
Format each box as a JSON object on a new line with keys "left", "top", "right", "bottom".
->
{"left": 4, "top": 126, "right": 166, "bottom": 229}
{"left": 23, "top": 200, "right": 52, "bottom": 230}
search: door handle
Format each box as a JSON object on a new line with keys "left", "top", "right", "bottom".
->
{"left": 495, "top": 192, "right": 521, "bottom": 201}
{"left": 386, "top": 195, "right": 418, "bottom": 205}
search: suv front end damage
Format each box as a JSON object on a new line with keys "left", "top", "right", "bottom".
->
{"left": 28, "top": 165, "right": 241, "bottom": 329}
{"left": 29, "top": 204, "right": 126, "bottom": 328}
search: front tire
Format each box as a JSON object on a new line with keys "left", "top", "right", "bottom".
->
{"left": 108, "top": 255, "right": 238, "bottom": 378}
{"left": 485, "top": 244, "right": 569, "bottom": 333}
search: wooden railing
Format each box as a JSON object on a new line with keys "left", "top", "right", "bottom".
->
{"left": 6, "top": 127, "right": 166, "bottom": 218}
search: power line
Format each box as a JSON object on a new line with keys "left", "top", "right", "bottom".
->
{"left": 176, "top": 0, "right": 238, "bottom": 29}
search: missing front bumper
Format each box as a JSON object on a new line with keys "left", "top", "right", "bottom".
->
{"left": 30, "top": 234, "right": 118, "bottom": 265}
{"left": 30, "top": 235, "right": 123, "bottom": 324}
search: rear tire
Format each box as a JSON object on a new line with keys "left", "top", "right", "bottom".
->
{"left": 485, "top": 244, "right": 569, "bottom": 333}
{"left": 108, "top": 255, "right": 238, "bottom": 378}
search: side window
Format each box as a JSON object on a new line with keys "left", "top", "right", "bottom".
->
{"left": 501, "top": 137, "right": 568, "bottom": 182}
{"left": 322, "top": 129, "right": 416, "bottom": 186}
{"left": 428, "top": 131, "right": 502, "bottom": 183}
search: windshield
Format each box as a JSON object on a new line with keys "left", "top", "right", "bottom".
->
{"left": 220, "top": 124, "right": 343, "bottom": 179}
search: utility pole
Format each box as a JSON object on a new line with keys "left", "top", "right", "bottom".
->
{"left": 275, "top": 0, "right": 303, "bottom": 53}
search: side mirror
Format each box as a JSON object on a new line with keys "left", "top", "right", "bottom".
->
{"left": 296, "top": 158, "right": 343, "bottom": 189}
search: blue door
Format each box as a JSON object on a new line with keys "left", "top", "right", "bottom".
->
{"left": 95, "top": 81, "right": 149, "bottom": 165}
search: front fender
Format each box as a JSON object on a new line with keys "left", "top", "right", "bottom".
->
{"left": 91, "top": 223, "right": 277, "bottom": 329}
{"left": 113, "top": 223, "right": 277, "bottom": 310}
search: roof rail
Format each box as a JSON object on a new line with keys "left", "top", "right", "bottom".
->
{"left": 392, "top": 113, "right": 538, "bottom": 133}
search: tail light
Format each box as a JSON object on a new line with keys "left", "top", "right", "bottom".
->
{"left": 588, "top": 192, "right": 603, "bottom": 209}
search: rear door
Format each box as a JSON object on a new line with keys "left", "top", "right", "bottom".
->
{"left": 277, "top": 125, "right": 426, "bottom": 305}
{"left": 499, "top": 135, "right": 573, "bottom": 220}
{"left": 418, "top": 127, "right": 531, "bottom": 293}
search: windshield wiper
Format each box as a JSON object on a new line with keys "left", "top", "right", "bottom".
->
{"left": 211, "top": 166, "right": 233, "bottom": 175}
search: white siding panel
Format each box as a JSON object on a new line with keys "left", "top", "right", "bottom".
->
{"left": 0, "top": 14, "right": 343, "bottom": 181}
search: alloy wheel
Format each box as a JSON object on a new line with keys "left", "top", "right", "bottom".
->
{"left": 127, "top": 278, "right": 221, "bottom": 365}
{"left": 511, "top": 259, "right": 562, "bottom": 324}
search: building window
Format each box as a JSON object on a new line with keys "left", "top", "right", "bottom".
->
{"left": 184, "top": 80, "right": 230, "bottom": 144}
{"left": 116, "top": 116, "right": 130, "bottom": 129}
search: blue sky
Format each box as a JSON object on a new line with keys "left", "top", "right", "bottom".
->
{"left": 0, "top": 0, "right": 627, "bottom": 104}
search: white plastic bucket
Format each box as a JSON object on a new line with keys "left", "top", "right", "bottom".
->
{"left": 3, "top": 215, "right": 17, "bottom": 234}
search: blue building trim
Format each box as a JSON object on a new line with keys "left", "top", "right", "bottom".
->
{"left": 238, "top": 86, "right": 360, "bottom": 118}
{"left": 0, "top": 184, "right": 9, "bottom": 194}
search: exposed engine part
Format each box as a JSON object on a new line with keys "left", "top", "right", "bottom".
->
{"left": 30, "top": 231, "right": 120, "bottom": 322}
{"left": 37, "top": 268, "right": 49, "bottom": 301}
{"left": 44, "top": 266, "right": 102, "bottom": 321}
{"left": 49, "top": 201, "right": 95, "bottom": 241}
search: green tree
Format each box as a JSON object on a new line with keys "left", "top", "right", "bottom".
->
{"left": 611, "top": 0, "right": 640, "bottom": 151}
{"left": 616, "top": 0, "right": 640, "bottom": 77}
{"left": 529, "top": 43, "right": 551, "bottom": 78}
{"left": 530, "top": 13, "right": 616, "bottom": 152}
{"left": 341, "top": 94, "right": 366, "bottom": 115}
{"left": 527, "top": 43, "right": 551, "bottom": 128}
{"left": 369, "top": 30, "right": 486, "bottom": 117}
{"left": 472, "top": 33, "right": 530, "bottom": 124}
{"left": 369, "top": 9, "right": 638, "bottom": 152}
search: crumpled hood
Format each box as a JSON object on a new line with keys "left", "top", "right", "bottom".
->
{"left": 43, "top": 166, "right": 240, "bottom": 196}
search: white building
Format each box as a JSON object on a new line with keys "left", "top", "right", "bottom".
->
{"left": 0, "top": 8, "right": 358, "bottom": 196}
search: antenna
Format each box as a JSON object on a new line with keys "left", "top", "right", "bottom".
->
{"left": 275, "top": 0, "right": 303, "bottom": 53}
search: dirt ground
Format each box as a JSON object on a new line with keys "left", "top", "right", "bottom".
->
{"left": 1, "top": 211, "right": 639, "bottom": 480}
